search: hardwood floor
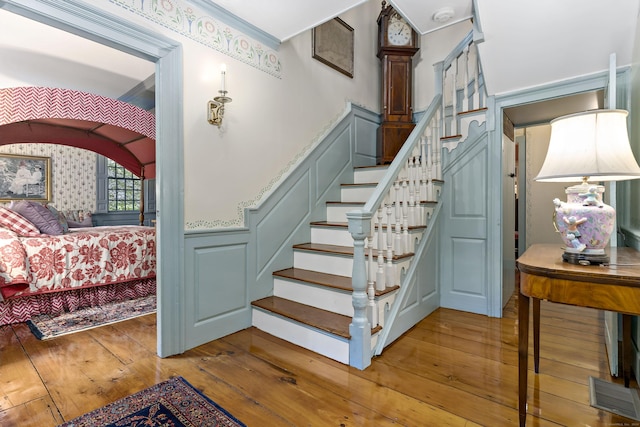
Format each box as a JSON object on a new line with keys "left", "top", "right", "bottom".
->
{"left": 0, "top": 293, "right": 636, "bottom": 426}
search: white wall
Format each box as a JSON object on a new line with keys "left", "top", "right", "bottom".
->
{"left": 414, "top": 20, "right": 473, "bottom": 111}
{"left": 524, "top": 124, "right": 567, "bottom": 247}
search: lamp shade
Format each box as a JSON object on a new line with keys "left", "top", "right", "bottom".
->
{"left": 535, "top": 109, "right": 640, "bottom": 183}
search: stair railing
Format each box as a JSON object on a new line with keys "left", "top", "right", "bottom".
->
{"left": 440, "top": 31, "right": 485, "bottom": 138}
{"left": 347, "top": 30, "right": 484, "bottom": 370}
{"left": 346, "top": 94, "right": 442, "bottom": 369}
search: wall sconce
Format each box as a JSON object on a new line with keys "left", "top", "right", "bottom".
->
{"left": 207, "top": 64, "right": 232, "bottom": 127}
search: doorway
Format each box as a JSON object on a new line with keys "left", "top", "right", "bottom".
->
{"left": 1, "top": 0, "right": 185, "bottom": 357}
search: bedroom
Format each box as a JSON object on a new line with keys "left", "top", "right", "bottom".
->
{"left": 0, "top": 9, "right": 159, "bottom": 325}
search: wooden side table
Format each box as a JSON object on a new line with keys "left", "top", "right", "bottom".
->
{"left": 517, "top": 244, "right": 640, "bottom": 427}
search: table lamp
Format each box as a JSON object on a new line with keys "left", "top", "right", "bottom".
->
{"left": 535, "top": 109, "right": 640, "bottom": 265}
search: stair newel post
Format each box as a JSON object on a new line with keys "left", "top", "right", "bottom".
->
{"left": 376, "top": 207, "right": 386, "bottom": 289}
{"left": 472, "top": 43, "right": 480, "bottom": 110}
{"left": 393, "top": 180, "right": 403, "bottom": 256}
{"left": 346, "top": 211, "right": 372, "bottom": 370}
{"left": 385, "top": 203, "right": 395, "bottom": 286}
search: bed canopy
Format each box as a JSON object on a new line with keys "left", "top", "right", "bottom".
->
{"left": 0, "top": 86, "right": 156, "bottom": 179}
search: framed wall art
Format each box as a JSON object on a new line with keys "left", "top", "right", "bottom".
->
{"left": 0, "top": 154, "right": 51, "bottom": 202}
{"left": 312, "top": 17, "right": 354, "bottom": 78}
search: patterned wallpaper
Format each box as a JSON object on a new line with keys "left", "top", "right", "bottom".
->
{"left": 0, "top": 144, "right": 96, "bottom": 211}
{"left": 110, "top": 0, "right": 282, "bottom": 78}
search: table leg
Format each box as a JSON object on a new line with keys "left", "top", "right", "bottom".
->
{"left": 623, "top": 314, "right": 632, "bottom": 388}
{"left": 533, "top": 298, "right": 540, "bottom": 374}
{"left": 519, "top": 292, "right": 530, "bottom": 427}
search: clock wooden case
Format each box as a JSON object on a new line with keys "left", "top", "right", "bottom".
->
{"left": 376, "top": 2, "right": 419, "bottom": 164}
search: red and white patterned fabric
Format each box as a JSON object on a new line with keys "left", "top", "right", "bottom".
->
{"left": 0, "top": 207, "right": 41, "bottom": 237}
{"left": 0, "top": 225, "right": 155, "bottom": 301}
{"left": 0, "top": 278, "right": 156, "bottom": 325}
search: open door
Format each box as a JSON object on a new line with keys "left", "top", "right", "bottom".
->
{"left": 603, "top": 54, "right": 620, "bottom": 377}
{"left": 502, "top": 114, "right": 516, "bottom": 308}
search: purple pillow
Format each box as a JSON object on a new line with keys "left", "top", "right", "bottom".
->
{"left": 11, "top": 201, "right": 64, "bottom": 235}
{"left": 68, "top": 215, "right": 93, "bottom": 228}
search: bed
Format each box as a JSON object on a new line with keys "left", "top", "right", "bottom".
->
{"left": 0, "top": 203, "right": 156, "bottom": 325}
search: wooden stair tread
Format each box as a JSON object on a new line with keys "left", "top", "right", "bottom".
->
{"left": 252, "top": 296, "right": 381, "bottom": 339}
{"left": 326, "top": 200, "right": 439, "bottom": 206}
{"left": 273, "top": 267, "right": 399, "bottom": 296}
{"left": 340, "top": 182, "right": 377, "bottom": 187}
{"left": 310, "top": 221, "right": 427, "bottom": 231}
{"left": 293, "top": 242, "right": 414, "bottom": 260}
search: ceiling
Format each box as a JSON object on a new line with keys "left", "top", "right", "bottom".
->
{"left": 208, "top": 0, "right": 639, "bottom": 97}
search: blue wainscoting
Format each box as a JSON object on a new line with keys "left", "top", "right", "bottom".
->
{"left": 182, "top": 103, "right": 380, "bottom": 350}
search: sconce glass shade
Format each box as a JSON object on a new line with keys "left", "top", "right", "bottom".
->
{"left": 534, "top": 109, "right": 640, "bottom": 264}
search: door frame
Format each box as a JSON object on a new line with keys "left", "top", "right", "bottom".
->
{"left": 0, "top": 0, "right": 185, "bottom": 357}
{"left": 488, "top": 71, "right": 611, "bottom": 317}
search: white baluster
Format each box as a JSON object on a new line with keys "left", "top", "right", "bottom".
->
{"left": 394, "top": 180, "right": 403, "bottom": 255}
{"left": 386, "top": 204, "right": 394, "bottom": 286}
{"left": 420, "top": 136, "right": 428, "bottom": 204}
{"left": 376, "top": 207, "right": 385, "bottom": 289}
{"left": 366, "top": 227, "right": 377, "bottom": 325}
{"left": 426, "top": 135, "right": 434, "bottom": 201}
{"left": 401, "top": 178, "right": 410, "bottom": 255}
{"left": 462, "top": 45, "right": 469, "bottom": 112}
{"left": 407, "top": 157, "right": 416, "bottom": 227}
{"left": 472, "top": 43, "right": 480, "bottom": 110}
{"left": 451, "top": 56, "right": 458, "bottom": 136}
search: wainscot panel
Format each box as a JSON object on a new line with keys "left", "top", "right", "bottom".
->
{"left": 184, "top": 231, "right": 251, "bottom": 349}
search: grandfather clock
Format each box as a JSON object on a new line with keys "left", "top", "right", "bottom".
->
{"left": 377, "top": 1, "right": 419, "bottom": 164}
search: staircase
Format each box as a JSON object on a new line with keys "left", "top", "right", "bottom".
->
{"left": 252, "top": 165, "right": 412, "bottom": 364}
{"left": 251, "top": 30, "right": 486, "bottom": 369}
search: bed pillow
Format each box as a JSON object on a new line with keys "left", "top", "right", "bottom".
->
{"left": 68, "top": 213, "right": 93, "bottom": 228}
{"left": 46, "top": 204, "right": 69, "bottom": 234}
{"left": 0, "top": 206, "right": 41, "bottom": 237}
{"left": 11, "top": 201, "right": 64, "bottom": 235}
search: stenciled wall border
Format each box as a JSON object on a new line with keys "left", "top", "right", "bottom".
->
{"left": 109, "top": 0, "right": 282, "bottom": 78}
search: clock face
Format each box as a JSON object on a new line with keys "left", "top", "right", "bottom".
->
{"left": 387, "top": 19, "right": 412, "bottom": 46}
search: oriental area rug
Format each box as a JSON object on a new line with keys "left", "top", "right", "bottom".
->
{"left": 57, "top": 376, "right": 247, "bottom": 427}
{"left": 27, "top": 295, "right": 156, "bottom": 340}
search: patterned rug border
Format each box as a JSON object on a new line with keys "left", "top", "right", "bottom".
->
{"left": 27, "top": 294, "right": 156, "bottom": 340}
{"left": 57, "top": 376, "right": 247, "bottom": 427}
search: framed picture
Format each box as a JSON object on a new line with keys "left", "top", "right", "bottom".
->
{"left": 0, "top": 154, "right": 51, "bottom": 202}
{"left": 312, "top": 17, "right": 354, "bottom": 78}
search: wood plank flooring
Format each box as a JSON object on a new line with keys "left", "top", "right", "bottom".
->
{"left": 0, "top": 293, "right": 636, "bottom": 426}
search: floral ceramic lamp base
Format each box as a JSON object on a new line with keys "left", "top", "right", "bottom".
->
{"left": 553, "top": 183, "right": 615, "bottom": 265}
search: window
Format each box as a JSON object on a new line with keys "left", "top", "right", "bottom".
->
{"left": 107, "top": 159, "right": 141, "bottom": 212}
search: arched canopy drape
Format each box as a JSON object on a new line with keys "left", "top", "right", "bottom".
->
{"left": 0, "top": 87, "right": 155, "bottom": 179}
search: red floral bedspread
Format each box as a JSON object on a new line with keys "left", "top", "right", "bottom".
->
{"left": 0, "top": 226, "right": 156, "bottom": 301}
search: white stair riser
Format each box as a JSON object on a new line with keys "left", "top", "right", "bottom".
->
{"left": 294, "top": 250, "right": 412, "bottom": 284}
{"left": 311, "top": 226, "right": 354, "bottom": 247}
{"left": 294, "top": 251, "right": 353, "bottom": 276}
{"left": 311, "top": 225, "right": 423, "bottom": 253}
{"left": 274, "top": 278, "right": 354, "bottom": 317}
{"left": 326, "top": 204, "right": 363, "bottom": 222}
{"left": 252, "top": 309, "right": 349, "bottom": 364}
{"left": 354, "top": 167, "right": 388, "bottom": 184}
{"left": 340, "top": 186, "right": 376, "bottom": 202}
